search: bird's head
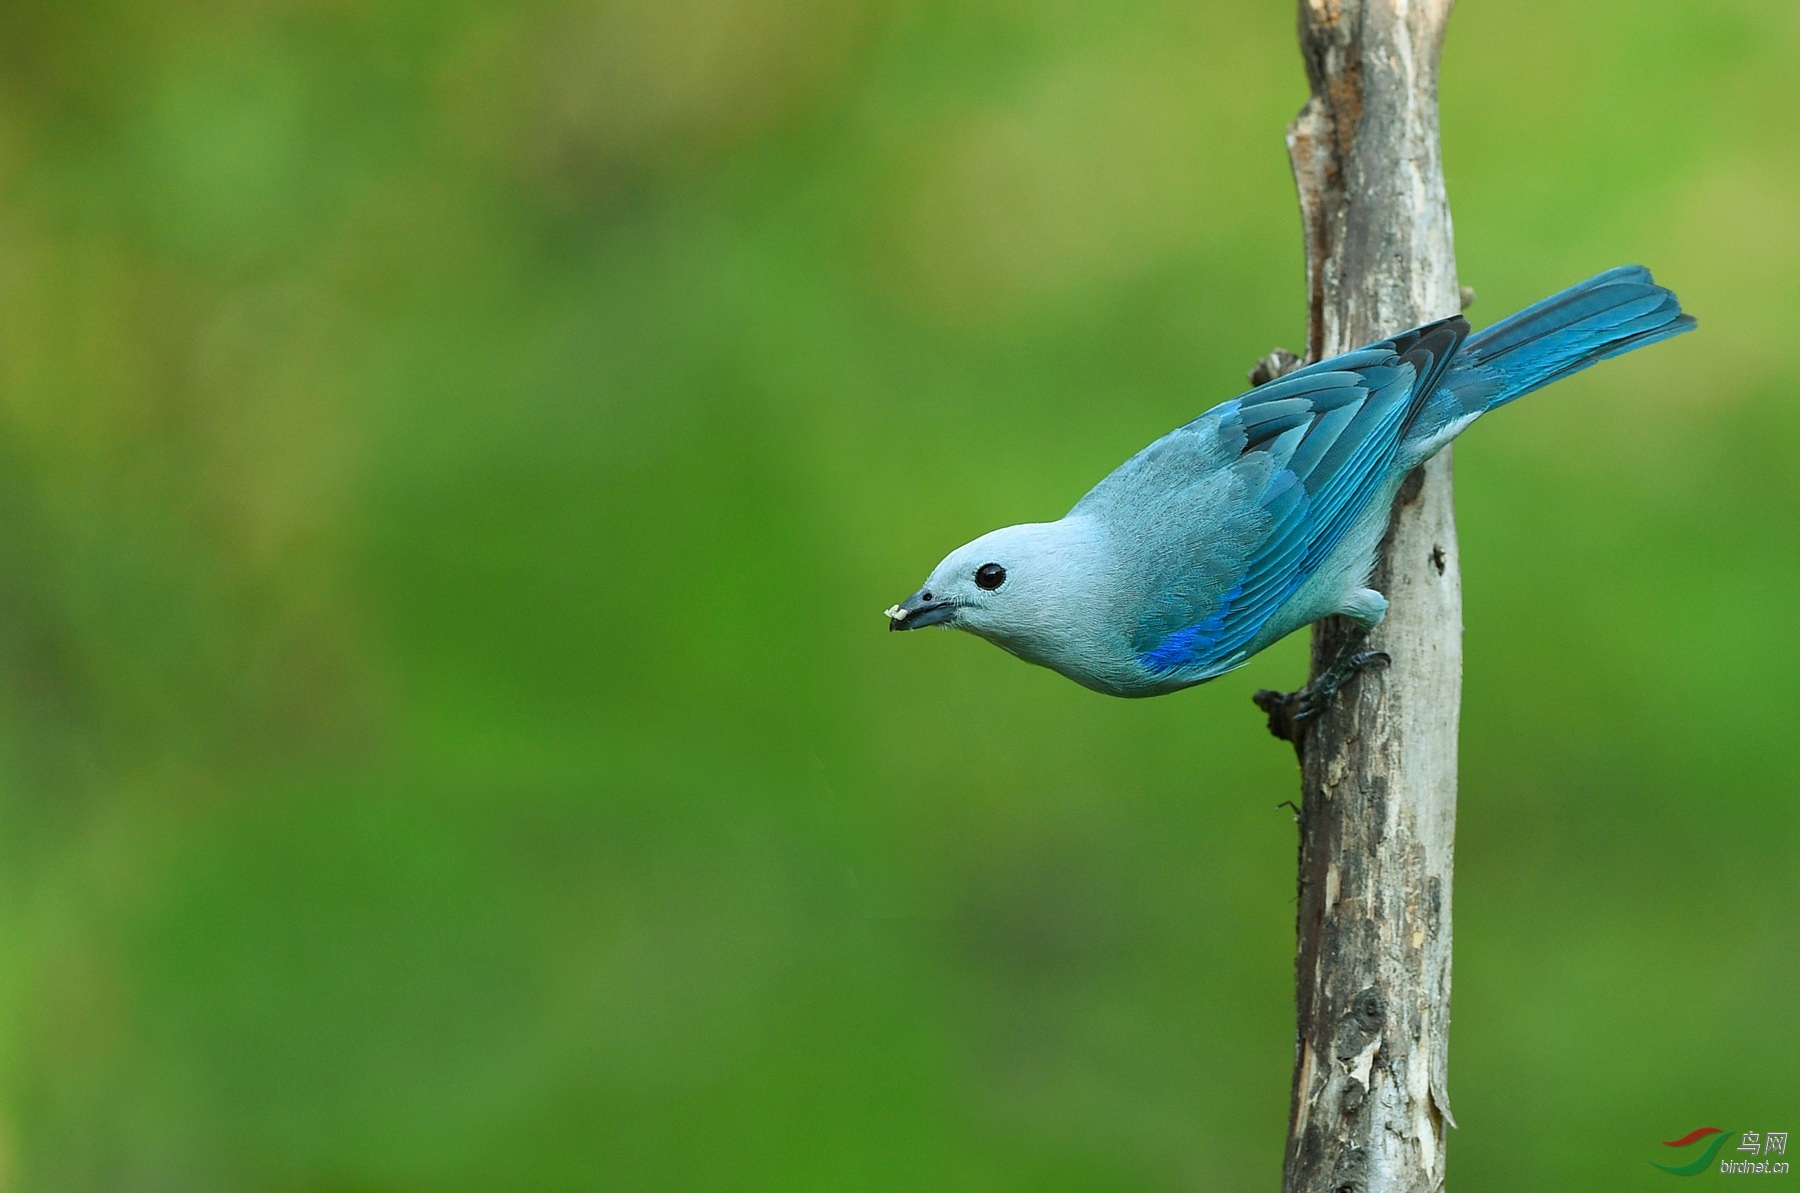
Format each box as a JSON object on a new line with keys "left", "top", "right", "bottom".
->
{"left": 886, "top": 519, "right": 1105, "bottom": 660}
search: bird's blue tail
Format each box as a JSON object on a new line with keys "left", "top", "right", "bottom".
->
{"left": 1456, "top": 265, "right": 1695, "bottom": 412}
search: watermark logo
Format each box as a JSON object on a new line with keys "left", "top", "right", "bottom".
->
{"left": 1653, "top": 1128, "right": 1788, "bottom": 1176}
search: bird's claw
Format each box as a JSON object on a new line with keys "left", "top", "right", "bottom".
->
{"left": 1252, "top": 646, "right": 1390, "bottom": 744}
{"left": 1341, "top": 648, "right": 1391, "bottom": 681}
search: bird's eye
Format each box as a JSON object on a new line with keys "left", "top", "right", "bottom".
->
{"left": 975, "top": 563, "right": 1007, "bottom": 591}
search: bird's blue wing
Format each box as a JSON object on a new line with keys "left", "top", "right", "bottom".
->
{"left": 1127, "top": 316, "right": 1467, "bottom": 677}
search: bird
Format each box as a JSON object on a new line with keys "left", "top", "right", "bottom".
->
{"left": 886, "top": 266, "right": 1694, "bottom": 710}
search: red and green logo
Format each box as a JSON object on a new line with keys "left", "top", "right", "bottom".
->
{"left": 1652, "top": 1127, "right": 1733, "bottom": 1175}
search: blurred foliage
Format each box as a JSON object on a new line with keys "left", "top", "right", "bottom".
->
{"left": 0, "top": 0, "right": 1794, "bottom": 1189}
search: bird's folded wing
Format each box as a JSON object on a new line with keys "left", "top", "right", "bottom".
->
{"left": 1114, "top": 317, "right": 1468, "bottom": 678}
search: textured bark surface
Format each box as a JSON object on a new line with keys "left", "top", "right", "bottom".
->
{"left": 1279, "top": 2, "right": 1462, "bottom": 1191}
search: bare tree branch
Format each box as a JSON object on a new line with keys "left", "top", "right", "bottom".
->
{"left": 1275, "top": 2, "right": 1461, "bottom": 1190}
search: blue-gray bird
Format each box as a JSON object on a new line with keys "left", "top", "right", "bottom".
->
{"left": 886, "top": 266, "right": 1694, "bottom": 700}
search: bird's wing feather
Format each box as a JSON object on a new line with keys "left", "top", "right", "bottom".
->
{"left": 1096, "top": 317, "right": 1467, "bottom": 678}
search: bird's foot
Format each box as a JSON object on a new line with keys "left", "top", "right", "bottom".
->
{"left": 1252, "top": 638, "right": 1390, "bottom": 744}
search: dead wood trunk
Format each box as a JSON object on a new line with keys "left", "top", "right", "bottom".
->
{"left": 1277, "top": 2, "right": 1462, "bottom": 1191}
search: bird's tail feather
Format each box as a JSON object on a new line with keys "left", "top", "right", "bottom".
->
{"left": 1458, "top": 265, "right": 1695, "bottom": 411}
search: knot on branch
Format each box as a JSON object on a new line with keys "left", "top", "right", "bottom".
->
{"left": 1349, "top": 986, "right": 1386, "bottom": 1033}
{"left": 1248, "top": 348, "right": 1303, "bottom": 387}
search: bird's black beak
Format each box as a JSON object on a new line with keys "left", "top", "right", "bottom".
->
{"left": 885, "top": 588, "right": 957, "bottom": 631}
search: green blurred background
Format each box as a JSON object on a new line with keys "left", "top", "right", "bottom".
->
{"left": 0, "top": 0, "right": 1794, "bottom": 1189}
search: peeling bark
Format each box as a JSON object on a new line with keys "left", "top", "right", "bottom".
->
{"left": 1277, "top": 2, "right": 1462, "bottom": 1191}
